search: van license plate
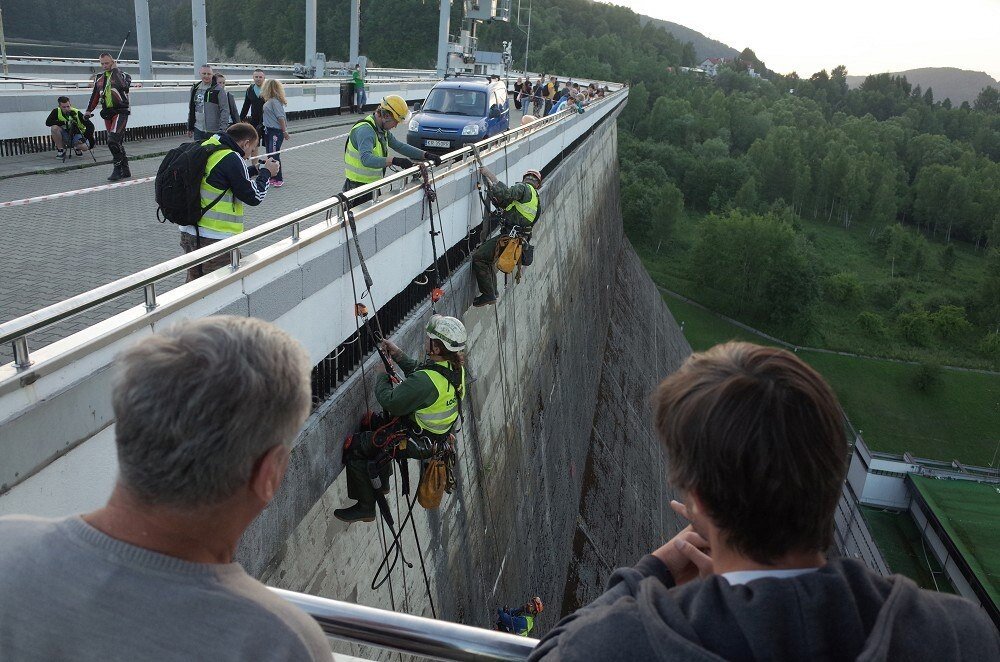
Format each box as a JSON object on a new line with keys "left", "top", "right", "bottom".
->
{"left": 425, "top": 139, "right": 450, "bottom": 148}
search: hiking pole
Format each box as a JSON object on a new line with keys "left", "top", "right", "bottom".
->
{"left": 355, "top": 303, "right": 399, "bottom": 384}
{"left": 418, "top": 164, "right": 445, "bottom": 305}
{"left": 115, "top": 30, "right": 132, "bottom": 61}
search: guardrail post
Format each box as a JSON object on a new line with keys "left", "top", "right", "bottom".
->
{"left": 13, "top": 336, "right": 31, "bottom": 370}
{"left": 230, "top": 249, "right": 240, "bottom": 270}
{"left": 292, "top": 221, "right": 301, "bottom": 241}
{"left": 143, "top": 283, "right": 157, "bottom": 310}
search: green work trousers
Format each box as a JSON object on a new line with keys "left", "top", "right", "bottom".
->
{"left": 472, "top": 236, "right": 501, "bottom": 298}
{"left": 345, "top": 417, "right": 439, "bottom": 509}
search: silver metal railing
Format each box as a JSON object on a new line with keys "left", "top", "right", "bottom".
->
{"left": 273, "top": 588, "right": 537, "bottom": 661}
{"left": 0, "top": 88, "right": 626, "bottom": 372}
{"left": 0, "top": 76, "right": 440, "bottom": 91}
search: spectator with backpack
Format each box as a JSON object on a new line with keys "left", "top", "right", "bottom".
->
{"left": 187, "top": 64, "right": 231, "bottom": 141}
{"left": 156, "top": 122, "right": 278, "bottom": 282}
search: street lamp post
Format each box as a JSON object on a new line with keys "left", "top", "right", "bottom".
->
{"left": 0, "top": 3, "right": 9, "bottom": 77}
{"left": 515, "top": 0, "right": 531, "bottom": 74}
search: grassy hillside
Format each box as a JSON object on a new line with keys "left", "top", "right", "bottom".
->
{"left": 661, "top": 291, "right": 1000, "bottom": 467}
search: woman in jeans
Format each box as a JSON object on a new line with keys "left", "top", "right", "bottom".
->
{"left": 261, "top": 79, "right": 290, "bottom": 187}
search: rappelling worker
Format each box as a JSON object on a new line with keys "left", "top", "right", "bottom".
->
{"left": 496, "top": 597, "right": 544, "bottom": 636}
{"left": 334, "top": 314, "right": 467, "bottom": 524}
{"left": 472, "top": 165, "right": 542, "bottom": 307}
{"left": 342, "top": 94, "right": 443, "bottom": 204}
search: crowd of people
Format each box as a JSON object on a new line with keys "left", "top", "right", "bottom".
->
{"left": 510, "top": 74, "right": 607, "bottom": 118}
{"left": 18, "top": 54, "right": 999, "bottom": 660}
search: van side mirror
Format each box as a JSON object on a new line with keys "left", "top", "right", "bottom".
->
{"left": 413, "top": 102, "right": 421, "bottom": 112}
{"left": 489, "top": 105, "right": 501, "bottom": 119}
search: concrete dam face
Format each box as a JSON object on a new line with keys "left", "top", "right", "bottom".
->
{"left": 251, "top": 117, "right": 692, "bottom": 645}
{"left": 0, "top": 89, "right": 693, "bottom": 652}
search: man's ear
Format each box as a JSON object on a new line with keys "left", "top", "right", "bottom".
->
{"left": 250, "top": 444, "right": 290, "bottom": 505}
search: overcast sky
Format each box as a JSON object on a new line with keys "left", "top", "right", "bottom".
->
{"left": 600, "top": 1, "right": 1000, "bottom": 80}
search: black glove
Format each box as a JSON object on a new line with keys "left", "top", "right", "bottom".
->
{"left": 423, "top": 152, "right": 443, "bottom": 166}
{"left": 392, "top": 157, "right": 414, "bottom": 169}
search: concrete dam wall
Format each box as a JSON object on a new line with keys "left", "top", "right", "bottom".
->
{"left": 255, "top": 118, "right": 692, "bottom": 648}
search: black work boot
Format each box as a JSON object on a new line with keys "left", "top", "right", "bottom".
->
{"left": 107, "top": 163, "right": 123, "bottom": 181}
{"left": 119, "top": 157, "right": 131, "bottom": 178}
{"left": 334, "top": 502, "right": 376, "bottom": 523}
{"left": 474, "top": 293, "right": 498, "bottom": 307}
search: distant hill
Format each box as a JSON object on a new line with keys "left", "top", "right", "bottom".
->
{"left": 845, "top": 67, "right": 998, "bottom": 105}
{"left": 638, "top": 15, "right": 740, "bottom": 62}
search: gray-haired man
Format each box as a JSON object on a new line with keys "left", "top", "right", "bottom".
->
{"left": 0, "top": 316, "right": 332, "bottom": 660}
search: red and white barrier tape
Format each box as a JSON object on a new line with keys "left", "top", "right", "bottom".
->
{"left": 0, "top": 130, "right": 350, "bottom": 209}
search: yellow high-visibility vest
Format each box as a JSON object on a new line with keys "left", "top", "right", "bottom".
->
{"left": 198, "top": 136, "right": 244, "bottom": 236}
{"left": 505, "top": 183, "right": 539, "bottom": 226}
{"left": 413, "top": 362, "right": 465, "bottom": 436}
{"left": 344, "top": 115, "right": 387, "bottom": 184}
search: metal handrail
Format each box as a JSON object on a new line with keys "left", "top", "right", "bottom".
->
{"left": 0, "top": 88, "right": 626, "bottom": 368}
{"left": 273, "top": 588, "right": 536, "bottom": 661}
{"left": 0, "top": 76, "right": 440, "bottom": 90}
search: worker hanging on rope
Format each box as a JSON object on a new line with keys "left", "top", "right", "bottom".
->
{"left": 334, "top": 314, "right": 467, "bottom": 524}
{"left": 496, "top": 597, "right": 544, "bottom": 637}
{"left": 472, "top": 165, "right": 543, "bottom": 307}
{"left": 343, "top": 95, "right": 443, "bottom": 205}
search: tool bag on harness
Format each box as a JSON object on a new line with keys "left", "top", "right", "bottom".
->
{"left": 496, "top": 236, "right": 523, "bottom": 274}
{"left": 418, "top": 458, "right": 448, "bottom": 509}
{"left": 155, "top": 142, "right": 230, "bottom": 227}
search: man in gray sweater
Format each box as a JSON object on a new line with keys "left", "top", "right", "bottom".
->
{"left": 532, "top": 342, "right": 999, "bottom": 661}
{"left": 0, "top": 316, "right": 332, "bottom": 660}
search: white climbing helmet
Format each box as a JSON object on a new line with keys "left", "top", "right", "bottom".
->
{"left": 426, "top": 314, "right": 467, "bottom": 352}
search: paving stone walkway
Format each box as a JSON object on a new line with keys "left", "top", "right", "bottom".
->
{"left": 0, "top": 112, "right": 414, "bottom": 363}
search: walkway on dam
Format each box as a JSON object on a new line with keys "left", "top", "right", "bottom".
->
{"left": 0, "top": 112, "right": 414, "bottom": 362}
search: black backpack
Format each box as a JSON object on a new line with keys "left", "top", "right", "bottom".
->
{"left": 155, "top": 141, "right": 229, "bottom": 227}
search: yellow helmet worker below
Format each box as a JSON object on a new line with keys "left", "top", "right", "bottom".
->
{"left": 335, "top": 314, "right": 467, "bottom": 524}
{"left": 342, "top": 95, "right": 444, "bottom": 204}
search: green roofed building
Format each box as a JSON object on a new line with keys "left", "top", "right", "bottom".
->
{"left": 907, "top": 475, "right": 1000, "bottom": 620}
{"left": 845, "top": 436, "right": 1000, "bottom": 627}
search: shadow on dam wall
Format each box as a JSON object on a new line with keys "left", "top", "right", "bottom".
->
{"left": 241, "top": 112, "right": 693, "bottom": 651}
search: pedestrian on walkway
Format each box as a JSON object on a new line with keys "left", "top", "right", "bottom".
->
{"left": 214, "top": 74, "right": 240, "bottom": 130}
{"left": 179, "top": 122, "right": 279, "bottom": 281}
{"left": 261, "top": 79, "right": 290, "bottom": 187}
{"left": 187, "top": 65, "right": 231, "bottom": 141}
{"left": 472, "top": 165, "right": 542, "bottom": 307}
{"left": 532, "top": 77, "right": 544, "bottom": 117}
{"left": 334, "top": 315, "right": 467, "bottom": 524}
{"left": 352, "top": 64, "right": 366, "bottom": 113}
{"left": 342, "top": 95, "right": 440, "bottom": 205}
{"left": 45, "top": 96, "right": 91, "bottom": 158}
{"left": 240, "top": 69, "right": 266, "bottom": 143}
{"left": 85, "top": 52, "right": 132, "bottom": 181}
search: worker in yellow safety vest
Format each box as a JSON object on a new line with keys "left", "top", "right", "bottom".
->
{"left": 342, "top": 95, "right": 442, "bottom": 204}
{"left": 335, "top": 315, "right": 467, "bottom": 523}
{"left": 178, "top": 122, "right": 280, "bottom": 282}
{"left": 472, "top": 166, "right": 543, "bottom": 306}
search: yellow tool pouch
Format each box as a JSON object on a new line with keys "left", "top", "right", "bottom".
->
{"left": 496, "top": 236, "right": 523, "bottom": 274}
{"left": 418, "top": 459, "right": 448, "bottom": 509}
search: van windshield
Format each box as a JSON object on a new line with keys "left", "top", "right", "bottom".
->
{"left": 422, "top": 88, "right": 487, "bottom": 117}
